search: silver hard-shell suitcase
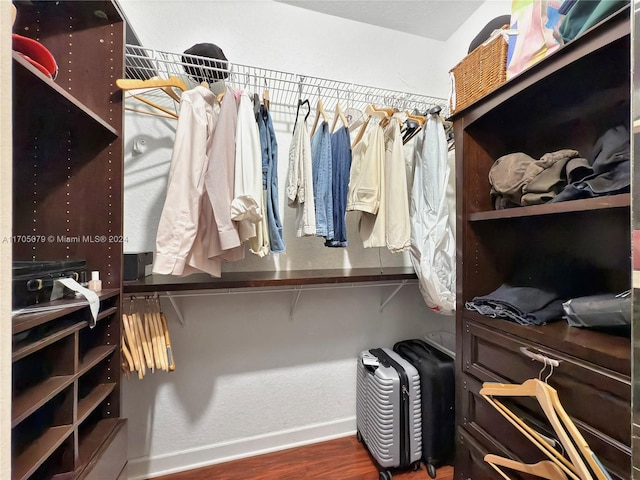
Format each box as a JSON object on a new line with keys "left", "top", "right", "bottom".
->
{"left": 356, "top": 348, "right": 422, "bottom": 480}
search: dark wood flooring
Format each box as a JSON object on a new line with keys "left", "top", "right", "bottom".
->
{"left": 150, "top": 435, "right": 454, "bottom": 480}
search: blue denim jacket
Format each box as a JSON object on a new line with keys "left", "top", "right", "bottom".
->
{"left": 310, "top": 121, "right": 334, "bottom": 239}
{"left": 256, "top": 105, "right": 285, "bottom": 253}
{"left": 326, "top": 126, "right": 352, "bottom": 247}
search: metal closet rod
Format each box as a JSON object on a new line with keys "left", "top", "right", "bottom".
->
{"left": 123, "top": 279, "right": 418, "bottom": 325}
{"left": 124, "top": 44, "right": 449, "bottom": 116}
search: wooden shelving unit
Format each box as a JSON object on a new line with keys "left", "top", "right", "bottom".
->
{"left": 11, "top": 1, "right": 126, "bottom": 479}
{"left": 453, "top": 6, "right": 632, "bottom": 480}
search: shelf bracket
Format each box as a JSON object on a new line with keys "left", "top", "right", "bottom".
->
{"left": 379, "top": 280, "right": 409, "bottom": 312}
{"left": 290, "top": 286, "right": 303, "bottom": 319}
{"left": 166, "top": 292, "right": 185, "bottom": 326}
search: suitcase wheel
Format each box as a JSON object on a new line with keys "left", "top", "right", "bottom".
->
{"left": 426, "top": 463, "right": 437, "bottom": 478}
{"left": 356, "top": 430, "right": 362, "bottom": 443}
{"left": 378, "top": 471, "right": 392, "bottom": 480}
{"left": 411, "top": 461, "right": 421, "bottom": 471}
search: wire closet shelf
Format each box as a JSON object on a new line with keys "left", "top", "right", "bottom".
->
{"left": 124, "top": 44, "right": 449, "bottom": 121}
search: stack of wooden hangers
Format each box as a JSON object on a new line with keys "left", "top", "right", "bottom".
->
{"left": 480, "top": 373, "right": 612, "bottom": 480}
{"left": 121, "top": 296, "right": 175, "bottom": 379}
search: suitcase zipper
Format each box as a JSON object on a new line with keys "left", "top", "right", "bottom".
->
{"left": 371, "top": 349, "right": 411, "bottom": 469}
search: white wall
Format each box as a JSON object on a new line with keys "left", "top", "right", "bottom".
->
{"left": 116, "top": 1, "right": 505, "bottom": 478}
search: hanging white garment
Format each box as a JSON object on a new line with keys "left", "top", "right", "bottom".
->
{"left": 384, "top": 118, "right": 411, "bottom": 253}
{"left": 232, "top": 91, "right": 264, "bottom": 245}
{"left": 153, "top": 86, "right": 224, "bottom": 277}
{"left": 409, "top": 114, "right": 456, "bottom": 314}
{"left": 286, "top": 116, "right": 316, "bottom": 237}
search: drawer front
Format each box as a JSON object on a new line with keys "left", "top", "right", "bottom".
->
{"left": 461, "top": 319, "right": 630, "bottom": 447}
{"left": 456, "top": 427, "right": 515, "bottom": 480}
{"left": 460, "top": 373, "right": 630, "bottom": 479}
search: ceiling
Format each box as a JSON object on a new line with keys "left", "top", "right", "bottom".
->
{"left": 276, "top": 1, "right": 483, "bottom": 41}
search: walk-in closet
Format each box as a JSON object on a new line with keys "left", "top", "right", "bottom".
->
{"left": 3, "top": 1, "right": 639, "bottom": 479}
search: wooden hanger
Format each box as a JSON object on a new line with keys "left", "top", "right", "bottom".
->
{"left": 310, "top": 99, "right": 329, "bottom": 136}
{"left": 481, "top": 379, "right": 610, "bottom": 480}
{"left": 331, "top": 102, "right": 349, "bottom": 133}
{"left": 405, "top": 111, "right": 426, "bottom": 125}
{"left": 116, "top": 76, "right": 188, "bottom": 119}
{"left": 485, "top": 454, "right": 568, "bottom": 480}
{"left": 351, "top": 116, "right": 371, "bottom": 148}
{"left": 365, "top": 104, "right": 393, "bottom": 118}
{"left": 263, "top": 88, "right": 270, "bottom": 111}
{"left": 116, "top": 76, "right": 187, "bottom": 102}
{"left": 482, "top": 394, "right": 579, "bottom": 480}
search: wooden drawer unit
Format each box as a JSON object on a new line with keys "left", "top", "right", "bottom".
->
{"left": 460, "top": 317, "right": 631, "bottom": 478}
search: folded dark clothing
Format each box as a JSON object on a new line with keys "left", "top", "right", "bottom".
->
{"left": 465, "top": 284, "right": 564, "bottom": 326}
{"left": 550, "top": 159, "right": 629, "bottom": 202}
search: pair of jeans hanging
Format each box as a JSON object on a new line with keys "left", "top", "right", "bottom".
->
{"left": 257, "top": 105, "right": 285, "bottom": 253}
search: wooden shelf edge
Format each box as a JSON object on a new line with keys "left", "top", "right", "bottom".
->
{"left": 123, "top": 267, "right": 418, "bottom": 294}
{"left": 13, "top": 289, "right": 121, "bottom": 335}
{"left": 77, "top": 383, "right": 117, "bottom": 425}
{"left": 12, "top": 425, "right": 74, "bottom": 480}
{"left": 96, "top": 306, "right": 118, "bottom": 322}
{"left": 13, "top": 321, "right": 84, "bottom": 362}
{"left": 12, "top": 376, "right": 74, "bottom": 428}
{"left": 13, "top": 53, "right": 119, "bottom": 139}
{"left": 78, "top": 345, "right": 118, "bottom": 377}
{"left": 468, "top": 193, "right": 630, "bottom": 221}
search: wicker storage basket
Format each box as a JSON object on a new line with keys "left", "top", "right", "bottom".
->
{"left": 449, "top": 28, "right": 509, "bottom": 115}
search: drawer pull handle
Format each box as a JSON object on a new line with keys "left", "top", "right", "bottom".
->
{"left": 519, "top": 347, "right": 560, "bottom": 368}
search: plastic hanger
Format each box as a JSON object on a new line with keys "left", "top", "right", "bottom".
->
{"left": 295, "top": 98, "right": 311, "bottom": 126}
{"left": 481, "top": 377, "right": 611, "bottom": 480}
{"left": 485, "top": 454, "right": 568, "bottom": 480}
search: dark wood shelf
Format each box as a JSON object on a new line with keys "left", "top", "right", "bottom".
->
{"left": 468, "top": 193, "right": 630, "bottom": 221}
{"left": 12, "top": 376, "right": 74, "bottom": 428}
{"left": 96, "top": 306, "right": 119, "bottom": 322}
{"left": 13, "top": 53, "right": 118, "bottom": 140}
{"left": 13, "top": 322, "right": 84, "bottom": 363}
{"left": 12, "top": 425, "right": 74, "bottom": 480}
{"left": 78, "top": 346, "right": 118, "bottom": 377}
{"left": 123, "top": 267, "right": 418, "bottom": 294}
{"left": 77, "top": 383, "right": 117, "bottom": 425}
{"left": 13, "top": 289, "right": 120, "bottom": 335}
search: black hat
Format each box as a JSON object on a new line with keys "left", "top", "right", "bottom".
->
{"left": 182, "top": 43, "right": 229, "bottom": 84}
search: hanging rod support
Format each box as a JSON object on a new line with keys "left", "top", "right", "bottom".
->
{"left": 379, "top": 280, "right": 409, "bottom": 312}
{"left": 166, "top": 292, "right": 185, "bottom": 326}
{"left": 290, "top": 286, "right": 304, "bottom": 319}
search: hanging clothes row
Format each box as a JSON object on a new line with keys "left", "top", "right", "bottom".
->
{"left": 152, "top": 82, "right": 285, "bottom": 278}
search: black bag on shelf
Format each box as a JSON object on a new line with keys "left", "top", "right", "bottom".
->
{"left": 12, "top": 260, "right": 87, "bottom": 309}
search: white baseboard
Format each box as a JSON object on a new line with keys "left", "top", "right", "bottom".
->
{"left": 126, "top": 417, "right": 356, "bottom": 480}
